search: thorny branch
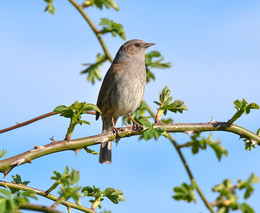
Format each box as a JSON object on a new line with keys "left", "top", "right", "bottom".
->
{"left": 1, "top": 121, "right": 259, "bottom": 178}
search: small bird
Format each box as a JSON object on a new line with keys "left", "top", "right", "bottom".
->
{"left": 96, "top": 39, "right": 155, "bottom": 164}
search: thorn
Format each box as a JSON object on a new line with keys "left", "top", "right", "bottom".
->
{"left": 28, "top": 160, "right": 32, "bottom": 163}
{"left": 10, "top": 158, "right": 25, "bottom": 166}
{"left": 16, "top": 122, "right": 20, "bottom": 125}
{"left": 34, "top": 145, "right": 44, "bottom": 150}
{"left": 115, "top": 137, "right": 120, "bottom": 146}
{"left": 209, "top": 117, "right": 217, "bottom": 123}
{"left": 185, "top": 130, "right": 194, "bottom": 136}
{"left": 3, "top": 169, "right": 12, "bottom": 178}
{"left": 74, "top": 148, "right": 82, "bottom": 156}
{"left": 251, "top": 140, "right": 258, "bottom": 145}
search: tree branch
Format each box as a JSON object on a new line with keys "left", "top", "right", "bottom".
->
{"left": 19, "top": 203, "right": 63, "bottom": 213}
{"left": 0, "top": 181, "right": 96, "bottom": 213}
{"left": 0, "top": 111, "right": 96, "bottom": 134}
{"left": 68, "top": 0, "right": 113, "bottom": 63}
{"left": 0, "top": 122, "right": 259, "bottom": 177}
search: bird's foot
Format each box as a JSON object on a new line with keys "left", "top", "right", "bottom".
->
{"left": 127, "top": 114, "right": 144, "bottom": 131}
{"left": 113, "top": 127, "right": 121, "bottom": 145}
{"left": 133, "top": 121, "right": 143, "bottom": 131}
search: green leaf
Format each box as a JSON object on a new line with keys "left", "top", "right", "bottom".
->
{"left": 154, "top": 86, "right": 187, "bottom": 123}
{"left": 0, "top": 149, "right": 7, "bottom": 159}
{"left": 53, "top": 105, "right": 68, "bottom": 113}
{"left": 143, "top": 128, "right": 155, "bottom": 140}
{"left": 81, "top": 54, "right": 106, "bottom": 84}
{"left": 238, "top": 203, "right": 254, "bottom": 213}
{"left": 229, "top": 99, "right": 259, "bottom": 124}
{"left": 103, "top": 188, "right": 125, "bottom": 204}
{"left": 172, "top": 182, "right": 196, "bottom": 203}
{"left": 0, "top": 189, "right": 11, "bottom": 199}
{"left": 184, "top": 133, "right": 228, "bottom": 161}
{"left": 84, "top": 147, "right": 98, "bottom": 155}
{"left": 145, "top": 51, "right": 171, "bottom": 83}
{"left": 83, "top": 0, "right": 119, "bottom": 11}
{"left": 44, "top": 0, "right": 56, "bottom": 14}
{"left": 99, "top": 18, "right": 125, "bottom": 40}
{"left": 10, "top": 175, "right": 30, "bottom": 194}
{"left": 244, "top": 139, "right": 256, "bottom": 151}
{"left": 139, "top": 118, "right": 152, "bottom": 128}
{"left": 82, "top": 186, "right": 95, "bottom": 197}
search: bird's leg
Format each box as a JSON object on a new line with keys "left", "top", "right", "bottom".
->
{"left": 111, "top": 116, "right": 118, "bottom": 134}
{"left": 127, "top": 114, "right": 143, "bottom": 131}
{"left": 111, "top": 116, "right": 121, "bottom": 144}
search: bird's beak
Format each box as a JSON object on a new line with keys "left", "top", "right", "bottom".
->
{"left": 144, "top": 42, "right": 155, "bottom": 48}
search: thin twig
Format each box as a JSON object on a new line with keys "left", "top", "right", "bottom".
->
{"left": 142, "top": 99, "right": 215, "bottom": 212}
{"left": 68, "top": 0, "right": 113, "bottom": 62}
{"left": 0, "top": 181, "right": 95, "bottom": 213}
{"left": 0, "top": 111, "right": 96, "bottom": 134}
{"left": 19, "top": 203, "right": 63, "bottom": 213}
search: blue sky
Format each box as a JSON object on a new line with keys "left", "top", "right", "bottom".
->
{"left": 0, "top": 0, "right": 260, "bottom": 212}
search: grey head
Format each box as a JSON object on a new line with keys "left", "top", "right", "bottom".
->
{"left": 113, "top": 39, "right": 155, "bottom": 63}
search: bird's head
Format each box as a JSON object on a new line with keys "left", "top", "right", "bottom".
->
{"left": 115, "top": 39, "right": 155, "bottom": 62}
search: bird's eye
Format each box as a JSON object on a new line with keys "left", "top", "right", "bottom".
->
{"left": 134, "top": 43, "right": 141, "bottom": 47}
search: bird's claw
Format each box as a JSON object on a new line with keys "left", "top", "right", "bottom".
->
{"left": 133, "top": 122, "right": 143, "bottom": 131}
{"left": 113, "top": 127, "right": 121, "bottom": 145}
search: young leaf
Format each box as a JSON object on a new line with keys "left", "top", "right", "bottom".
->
{"left": 172, "top": 182, "right": 196, "bottom": 203}
{"left": 82, "top": 0, "right": 119, "bottom": 11}
{"left": 102, "top": 188, "right": 125, "bottom": 204}
{"left": 81, "top": 54, "right": 106, "bottom": 84}
{"left": 84, "top": 147, "right": 98, "bottom": 155}
{"left": 183, "top": 133, "right": 228, "bottom": 161}
{"left": 43, "top": 0, "right": 56, "bottom": 14}
{"left": 10, "top": 175, "right": 30, "bottom": 194}
{"left": 99, "top": 18, "right": 125, "bottom": 40}
{"left": 0, "top": 149, "right": 7, "bottom": 159}
{"left": 139, "top": 118, "right": 152, "bottom": 128}
{"left": 145, "top": 51, "right": 171, "bottom": 83}
{"left": 229, "top": 99, "right": 259, "bottom": 124}
{"left": 154, "top": 86, "right": 187, "bottom": 123}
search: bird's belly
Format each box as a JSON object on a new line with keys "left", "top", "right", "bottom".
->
{"left": 112, "top": 79, "right": 145, "bottom": 117}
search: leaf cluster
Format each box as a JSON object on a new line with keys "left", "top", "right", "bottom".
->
{"left": 244, "top": 128, "right": 260, "bottom": 151}
{"left": 53, "top": 101, "right": 101, "bottom": 140}
{"left": 172, "top": 181, "right": 197, "bottom": 203}
{"left": 183, "top": 133, "right": 228, "bottom": 161}
{"left": 0, "top": 175, "right": 36, "bottom": 213}
{"left": 229, "top": 99, "right": 259, "bottom": 124}
{"left": 99, "top": 18, "right": 126, "bottom": 40}
{"left": 139, "top": 118, "right": 169, "bottom": 141}
{"left": 0, "top": 149, "right": 7, "bottom": 159}
{"left": 82, "top": 186, "right": 124, "bottom": 210}
{"left": 82, "top": 0, "right": 119, "bottom": 11}
{"left": 145, "top": 51, "right": 171, "bottom": 82}
{"left": 212, "top": 174, "right": 259, "bottom": 213}
{"left": 50, "top": 166, "right": 82, "bottom": 206}
{"left": 154, "top": 86, "right": 187, "bottom": 123}
{"left": 44, "top": 0, "right": 56, "bottom": 14}
{"left": 81, "top": 54, "right": 107, "bottom": 84}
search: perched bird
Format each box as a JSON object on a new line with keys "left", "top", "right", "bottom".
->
{"left": 96, "top": 39, "right": 155, "bottom": 164}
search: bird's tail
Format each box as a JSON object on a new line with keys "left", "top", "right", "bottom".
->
{"left": 99, "top": 141, "right": 112, "bottom": 164}
{"left": 99, "top": 116, "right": 118, "bottom": 164}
